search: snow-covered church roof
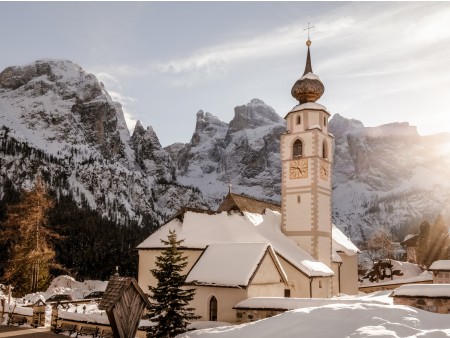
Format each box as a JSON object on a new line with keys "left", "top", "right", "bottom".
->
{"left": 185, "top": 242, "right": 287, "bottom": 287}
{"left": 332, "top": 224, "right": 360, "bottom": 262}
{"left": 139, "top": 209, "right": 339, "bottom": 277}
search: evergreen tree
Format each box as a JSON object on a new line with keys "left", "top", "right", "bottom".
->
{"left": 416, "top": 221, "right": 431, "bottom": 267}
{"left": 0, "top": 176, "right": 61, "bottom": 296}
{"left": 427, "top": 215, "right": 449, "bottom": 265}
{"left": 416, "top": 216, "right": 450, "bottom": 267}
{"left": 147, "top": 230, "right": 199, "bottom": 338}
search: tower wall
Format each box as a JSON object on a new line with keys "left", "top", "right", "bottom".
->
{"left": 281, "top": 107, "right": 333, "bottom": 268}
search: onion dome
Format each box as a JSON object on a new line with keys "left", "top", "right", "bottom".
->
{"left": 291, "top": 39, "right": 325, "bottom": 104}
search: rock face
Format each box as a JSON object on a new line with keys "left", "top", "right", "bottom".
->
{"left": 174, "top": 99, "right": 285, "bottom": 207}
{"left": 1, "top": 59, "right": 449, "bottom": 243}
{"left": 131, "top": 121, "right": 175, "bottom": 183}
{"left": 330, "top": 114, "right": 450, "bottom": 241}
{"left": 171, "top": 109, "right": 450, "bottom": 243}
{"left": 0, "top": 59, "right": 205, "bottom": 225}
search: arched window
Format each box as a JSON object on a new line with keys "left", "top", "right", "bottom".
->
{"left": 296, "top": 115, "right": 301, "bottom": 125}
{"left": 322, "top": 141, "right": 328, "bottom": 159}
{"left": 209, "top": 296, "right": 218, "bottom": 321}
{"left": 293, "top": 139, "right": 303, "bottom": 158}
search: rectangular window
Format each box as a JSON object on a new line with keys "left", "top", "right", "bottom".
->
{"left": 323, "top": 117, "right": 327, "bottom": 126}
{"left": 284, "top": 289, "right": 291, "bottom": 298}
{"left": 297, "top": 195, "right": 301, "bottom": 203}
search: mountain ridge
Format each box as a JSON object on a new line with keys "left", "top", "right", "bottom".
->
{"left": 1, "top": 59, "right": 449, "bottom": 244}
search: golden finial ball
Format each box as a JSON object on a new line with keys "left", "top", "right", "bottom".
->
{"left": 306, "top": 39, "right": 311, "bottom": 47}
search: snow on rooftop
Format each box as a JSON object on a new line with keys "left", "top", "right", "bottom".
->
{"left": 185, "top": 243, "right": 283, "bottom": 287}
{"left": 235, "top": 296, "right": 388, "bottom": 310}
{"left": 290, "top": 102, "right": 328, "bottom": 113}
{"left": 402, "top": 233, "right": 418, "bottom": 242}
{"left": 429, "top": 260, "right": 450, "bottom": 271}
{"left": 300, "top": 72, "right": 321, "bottom": 81}
{"left": 308, "top": 124, "right": 322, "bottom": 131}
{"left": 332, "top": 224, "right": 359, "bottom": 257}
{"left": 138, "top": 210, "right": 334, "bottom": 277}
{"left": 392, "top": 284, "right": 450, "bottom": 298}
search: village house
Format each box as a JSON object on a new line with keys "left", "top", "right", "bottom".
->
{"left": 401, "top": 234, "right": 419, "bottom": 263}
{"left": 429, "top": 260, "right": 450, "bottom": 284}
{"left": 137, "top": 37, "right": 359, "bottom": 323}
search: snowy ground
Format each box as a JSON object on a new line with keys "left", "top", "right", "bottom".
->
{"left": 2, "top": 276, "right": 450, "bottom": 337}
{"left": 179, "top": 292, "right": 450, "bottom": 338}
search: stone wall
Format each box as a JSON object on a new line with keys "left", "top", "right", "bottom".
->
{"left": 235, "top": 308, "right": 285, "bottom": 324}
{"left": 393, "top": 296, "right": 450, "bottom": 314}
{"left": 359, "top": 280, "right": 432, "bottom": 293}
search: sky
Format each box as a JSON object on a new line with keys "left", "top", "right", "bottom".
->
{"left": 1, "top": 2, "right": 450, "bottom": 146}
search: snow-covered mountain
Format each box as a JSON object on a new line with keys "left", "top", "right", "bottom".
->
{"left": 1, "top": 59, "right": 449, "bottom": 242}
{"left": 0, "top": 59, "right": 205, "bottom": 225}
{"left": 330, "top": 114, "right": 450, "bottom": 241}
{"left": 175, "top": 99, "right": 285, "bottom": 207}
{"left": 169, "top": 108, "right": 450, "bottom": 243}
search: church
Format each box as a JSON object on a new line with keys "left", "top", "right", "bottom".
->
{"left": 137, "top": 37, "right": 359, "bottom": 323}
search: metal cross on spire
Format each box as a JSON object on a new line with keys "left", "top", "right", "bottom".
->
{"left": 303, "top": 22, "right": 315, "bottom": 41}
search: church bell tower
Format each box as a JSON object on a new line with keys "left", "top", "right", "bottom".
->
{"left": 281, "top": 37, "right": 333, "bottom": 268}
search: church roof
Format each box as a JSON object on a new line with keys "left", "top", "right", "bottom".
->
{"left": 218, "top": 193, "right": 358, "bottom": 262}
{"left": 138, "top": 209, "right": 334, "bottom": 277}
{"left": 291, "top": 39, "right": 324, "bottom": 104}
{"left": 217, "top": 193, "right": 281, "bottom": 214}
{"left": 185, "top": 242, "right": 287, "bottom": 287}
{"left": 332, "top": 224, "right": 360, "bottom": 258}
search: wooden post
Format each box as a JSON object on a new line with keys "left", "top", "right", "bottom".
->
{"left": 1, "top": 298, "right": 5, "bottom": 321}
{"left": 51, "top": 304, "right": 59, "bottom": 332}
{"left": 32, "top": 300, "right": 46, "bottom": 327}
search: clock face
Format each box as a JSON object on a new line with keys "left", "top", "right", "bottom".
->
{"left": 320, "top": 161, "right": 330, "bottom": 181}
{"left": 290, "top": 159, "right": 308, "bottom": 179}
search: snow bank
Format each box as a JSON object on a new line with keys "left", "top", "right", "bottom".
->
{"left": 58, "top": 303, "right": 109, "bottom": 325}
{"left": 178, "top": 302, "right": 450, "bottom": 338}
{"left": 360, "top": 260, "right": 432, "bottom": 287}
{"left": 1, "top": 304, "right": 33, "bottom": 316}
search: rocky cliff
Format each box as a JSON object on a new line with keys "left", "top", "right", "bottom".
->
{"left": 0, "top": 59, "right": 205, "bottom": 225}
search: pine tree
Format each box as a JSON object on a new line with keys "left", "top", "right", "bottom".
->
{"left": 427, "top": 215, "right": 450, "bottom": 265}
{"left": 416, "top": 216, "right": 450, "bottom": 268}
{"left": 147, "top": 230, "right": 199, "bottom": 338}
{"left": 416, "top": 221, "right": 431, "bottom": 267}
{"left": 0, "top": 176, "right": 61, "bottom": 296}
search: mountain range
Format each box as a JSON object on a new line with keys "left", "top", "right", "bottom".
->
{"left": 1, "top": 59, "right": 449, "bottom": 243}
